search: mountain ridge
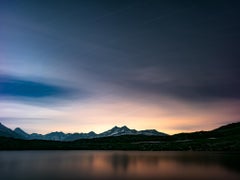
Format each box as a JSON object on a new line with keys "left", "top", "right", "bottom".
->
{"left": 0, "top": 123, "right": 25, "bottom": 139}
{"left": 1, "top": 122, "right": 239, "bottom": 143}
{"left": 0, "top": 123, "right": 168, "bottom": 141}
{"left": 0, "top": 122, "right": 239, "bottom": 151}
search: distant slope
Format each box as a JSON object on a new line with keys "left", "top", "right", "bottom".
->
{"left": 212, "top": 122, "right": 240, "bottom": 136}
{"left": 171, "top": 122, "right": 240, "bottom": 140}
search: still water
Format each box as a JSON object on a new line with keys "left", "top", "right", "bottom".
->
{"left": 0, "top": 151, "right": 240, "bottom": 180}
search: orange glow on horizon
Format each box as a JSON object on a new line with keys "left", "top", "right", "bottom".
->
{"left": 3, "top": 97, "right": 240, "bottom": 135}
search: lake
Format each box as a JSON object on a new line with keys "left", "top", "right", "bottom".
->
{"left": 0, "top": 151, "right": 240, "bottom": 180}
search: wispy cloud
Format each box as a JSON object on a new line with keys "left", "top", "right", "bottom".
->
{"left": 0, "top": 74, "right": 87, "bottom": 104}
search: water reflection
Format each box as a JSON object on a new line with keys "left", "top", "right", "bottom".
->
{"left": 0, "top": 151, "right": 239, "bottom": 179}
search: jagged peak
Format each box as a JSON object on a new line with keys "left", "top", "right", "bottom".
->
{"left": 50, "top": 131, "right": 64, "bottom": 133}
{"left": 112, "top": 125, "right": 119, "bottom": 129}
{"left": 14, "top": 127, "right": 29, "bottom": 134}
{"left": 14, "top": 127, "right": 24, "bottom": 131}
{"left": 88, "top": 131, "right": 96, "bottom": 134}
{"left": 46, "top": 131, "right": 65, "bottom": 135}
{"left": 112, "top": 125, "right": 129, "bottom": 129}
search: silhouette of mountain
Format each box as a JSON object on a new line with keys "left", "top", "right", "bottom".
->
{"left": 64, "top": 131, "right": 97, "bottom": 141}
{"left": 0, "top": 123, "right": 24, "bottom": 139}
{"left": 3, "top": 122, "right": 240, "bottom": 145}
{"left": 138, "top": 129, "right": 167, "bottom": 136}
{"left": 0, "top": 123, "right": 167, "bottom": 141}
{"left": 98, "top": 126, "right": 137, "bottom": 137}
{"left": 98, "top": 126, "right": 167, "bottom": 137}
{"left": 14, "top": 128, "right": 30, "bottom": 139}
{"left": 0, "top": 122, "right": 239, "bottom": 151}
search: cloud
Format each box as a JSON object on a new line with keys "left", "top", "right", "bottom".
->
{"left": 127, "top": 79, "right": 240, "bottom": 102}
{"left": 1, "top": 0, "right": 240, "bottom": 106}
{"left": 0, "top": 74, "right": 85, "bottom": 103}
{"left": 100, "top": 66, "right": 240, "bottom": 103}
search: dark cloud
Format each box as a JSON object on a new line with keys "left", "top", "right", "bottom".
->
{"left": 122, "top": 76, "right": 240, "bottom": 102}
{"left": 49, "top": 0, "right": 240, "bottom": 103}
{"left": 0, "top": 75, "right": 84, "bottom": 103}
{"left": 1, "top": 0, "right": 240, "bottom": 104}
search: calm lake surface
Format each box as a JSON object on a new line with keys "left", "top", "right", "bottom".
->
{"left": 0, "top": 151, "right": 240, "bottom": 180}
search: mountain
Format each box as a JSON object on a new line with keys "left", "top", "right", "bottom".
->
{"left": 212, "top": 122, "right": 240, "bottom": 136}
{"left": 14, "top": 128, "right": 30, "bottom": 139}
{"left": 99, "top": 126, "right": 137, "bottom": 137}
{"left": 0, "top": 123, "right": 24, "bottom": 139}
{"left": 64, "top": 131, "right": 97, "bottom": 141}
{"left": 138, "top": 129, "right": 167, "bottom": 136}
{"left": 35, "top": 126, "right": 167, "bottom": 141}
{"left": 98, "top": 126, "right": 168, "bottom": 137}
{"left": 28, "top": 133, "right": 44, "bottom": 140}
{"left": 1, "top": 122, "right": 240, "bottom": 151}
{"left": 0, "top": 122, "right": 167, "bottom": 141}
{"left": 44, "top": 132, "right": 69, "bottom": 141}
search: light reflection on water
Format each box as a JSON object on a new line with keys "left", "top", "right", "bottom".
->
{"left": 0, "top": 151, "right": 240, "bottom": 180}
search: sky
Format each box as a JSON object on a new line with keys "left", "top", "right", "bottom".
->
{"left": 0, "top": 0, "right": 240, "bottom": 134}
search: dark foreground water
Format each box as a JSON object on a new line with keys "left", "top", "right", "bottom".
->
{"left": 0, "top": 151, "right": 240, "bottom": 180}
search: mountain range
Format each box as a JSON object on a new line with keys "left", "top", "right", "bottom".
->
{"left": 1, "top": 122, "right": 240, "bottom": 151}
{"left": 0, "top": 123, "right": 168, "bottom": 141}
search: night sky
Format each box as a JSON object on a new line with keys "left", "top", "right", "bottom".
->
{"left": 1, "top": 0, "right": 240, "bottom": 134}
